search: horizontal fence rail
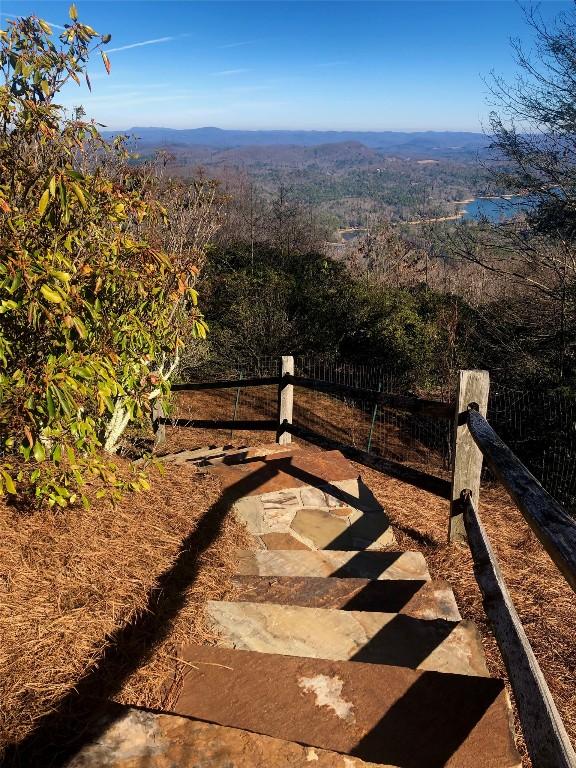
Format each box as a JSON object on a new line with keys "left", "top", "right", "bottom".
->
{"left": 461, "top": 491, "right": 576, "bottom": 768}
{"left": 155, "top": 417, "right": 277, "bottom": 431}
{"left": 171, "top": 376, "right": 280, "bottom": 391}
{"left": 288, "top": 375, "right": 454, "bottom": 419}
{"left": 467, "top": 406, "right": 576, "bottom": 593}
{"left": 287, "top": 423, "right": 451, "bottom": 499}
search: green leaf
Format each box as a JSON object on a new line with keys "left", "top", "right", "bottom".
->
{"left": 38, "top": 188, "right": 50, "bottom": 216}
{"left": 69, "top": 182, "right": 87, "bottom": 209}
{"left": 33, "top": 441, "right": 46, "bottom": 462}
{"left": 40, "top": 284, "right": 63, "bottom": 303}
{"left": 1, "top": 471, "right": 16, "bottom": 495}
{"left": 38, "top": 19, "right": 53, "bottom": 34}
{"left": 46, "top": 388, "right": 56, "bottom": 420}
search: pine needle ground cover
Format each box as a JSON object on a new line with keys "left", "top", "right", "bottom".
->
{"left": 0, "top": 461, "right": 249, "bottom": 759}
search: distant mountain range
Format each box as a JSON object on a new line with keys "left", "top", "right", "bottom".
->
{"left": 103, "top": 127, "right": 491, "bottom": 158}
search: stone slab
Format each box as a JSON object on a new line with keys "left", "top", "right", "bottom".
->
{"left": 231, "top": 575, "right": 462, "bottom": 620}
{"left": 235, "top": 549, "right": 431, "bottom": 580}
{"left": 169, "top": 644, "right": 521, "bottom": 768}
{"left": 260, "top": 532, "right": 311, "bottom": 550}
{"left": 290, "top": 508, "right": 350, "bottom": 548}
{"left": 233, "top": 488, "right": 396, "bottom": 547}
{"left": 65, "top": 704, "right": 381, "bottom": 767}
{"left": 290, "top": 508, "right": 395, "bottom": 550}
{"left": 210, "top": 450, "right": 358, "bottom": 497}
{"left": 206, "top": 600, "right": 488, "bottom": 676}
{"left": 328, "top": 478, "right": 384, "bottom": 513}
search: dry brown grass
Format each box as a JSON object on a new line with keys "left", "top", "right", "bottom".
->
{"left": 0, "top": 458, "right": 250, "bottom": 760}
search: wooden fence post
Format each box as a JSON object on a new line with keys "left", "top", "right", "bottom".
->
{"left": 277, "top": 355, "right": 294, "bottom": 445}
{"left": 449, "top": 369, "right": 489, "bottom": 542}
{"left": 152, "top": 398, "right": 166, "bottom": 447}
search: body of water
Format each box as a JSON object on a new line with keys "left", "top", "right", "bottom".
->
{"left": 462, "top": 194, "right": 539, "bottom": 223}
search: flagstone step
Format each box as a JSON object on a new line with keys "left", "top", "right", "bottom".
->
{"left": 235, "top": 549, "right": 430, "bottom": 580}
{"left": 65, "top": 703, "right": 382, "bottom": 767}
{"left": 205, "top": 600, "right": 488, "bottom": 676}
{"left": 234, "top": 481, "right": 393, "bottom": 547}
{"left": 168, "top": 644, "right": 521, "bottom": 768}
{"left": 231, "top": 575, "right": 462, "bottom": 620}
{"left": 209, "top": 449, "right": 360, "bottom": 497}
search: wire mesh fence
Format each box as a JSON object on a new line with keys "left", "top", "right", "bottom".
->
{"left": 488, "top": 385, "right": 576, "bottom": 513}
{"left": 172, "top": 353, "right": 576, "bottom": 514}
{"left": 291, "top": 356, "right": 453, "bottom": 478}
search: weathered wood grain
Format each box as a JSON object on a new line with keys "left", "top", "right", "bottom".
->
{"left": 468, "top": 407, "right": 576, "bottom": 593}
{"left": 277, "top": 356, "right": 294, "bottom": 445}
{"left": 450, "top": 369, "right": 490, "bottom": 542}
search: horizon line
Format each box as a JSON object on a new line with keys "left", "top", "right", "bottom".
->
{"left": 102, "top": 125, "right": 488, "bottom": 134}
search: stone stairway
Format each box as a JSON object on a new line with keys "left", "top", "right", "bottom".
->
{"left": 68, "top": 444, "right": 521, "bottom": 768}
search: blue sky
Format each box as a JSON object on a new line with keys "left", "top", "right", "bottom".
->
{"left": 0, "top": 0, "right": 572, "bottom": 131}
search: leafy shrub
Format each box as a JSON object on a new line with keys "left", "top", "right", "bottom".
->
{"left": 0, "top": 9, "right": 217, "bottom": 506}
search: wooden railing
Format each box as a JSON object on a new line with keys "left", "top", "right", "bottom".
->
{"left": 158, "top": 357, "right": 576, "bottom": 767}
{"left": 459, "top": 405, "right": 576, "bottom": 768}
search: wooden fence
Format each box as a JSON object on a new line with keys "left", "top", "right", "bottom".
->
{"left": 154, "top": 357, "right": 576, "bottom": 768}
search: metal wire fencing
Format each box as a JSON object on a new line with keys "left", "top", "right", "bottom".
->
{"left": 173, "top": 353, "right": 576, "bottom": 513}
{"left": 488, "top": 385, "right": 576, "bottom": 513}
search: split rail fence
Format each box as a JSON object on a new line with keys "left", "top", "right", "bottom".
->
{"left": 153, "top": 357, "right": 576, "bottom": 768}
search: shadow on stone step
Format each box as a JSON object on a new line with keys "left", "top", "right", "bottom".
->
{"left": 329, "top": 550, "right": 403, "bottom": 578}
{"left": 222, "top": 453, "right": 384, "bottom": 513}
{"left": 350, "top": 614, "right": 458, "bottom": 668}
{"left": 350, "top": 671, "right": 503, "bottom": 767}
{"left": 3, "top": 463, "right": 288, "bottom": 768}
{"left": 231, "top": 574, "right": 428, "bottom": 613}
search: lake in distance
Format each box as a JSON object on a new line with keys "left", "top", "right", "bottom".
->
{"left": 462, "top": 195, "right": 538, "bottom": 222}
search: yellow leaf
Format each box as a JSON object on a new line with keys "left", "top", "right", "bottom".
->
{"left": 38, "top": 19, "right": 53, "bottom": 34}
{"left": 51, "top": 270, "right": 71, "bottom": 282}
{"left": 33, "top": 441, "right": 46, "bottom": 462}
{"left": 69, "top": 4, "right": 78, "bottom": 21}
{"left": 38, "top": 188, "right": 50, "bottom": 216}
{"left": 1, "top": 471, "right": 16, "bottom": 495}
{"left": 69, "top": 182, "right": 87, "bottom": 209}
{"left": 40, "top": 284, "right": 62, "bottom": 303}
